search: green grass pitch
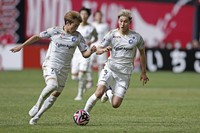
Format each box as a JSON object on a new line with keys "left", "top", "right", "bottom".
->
{"left": 0, "top": 70, "right": 199, "bottom": 133}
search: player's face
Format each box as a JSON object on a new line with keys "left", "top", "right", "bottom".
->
{"left": 118, "top": 16, "right": 130, "bottom": 33}
{"left": 94, "top": 12, "right": 102, "bottom": 23}
{"left": 80, "top": 10, "right": 89, "bottom": 22}
{"left": 67, "top": 21, "right": 80, "bottom": 34}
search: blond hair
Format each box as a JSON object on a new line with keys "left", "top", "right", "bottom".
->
{"left": 64, "top": 11, "right": 82, "bottom": 24}
{"left": 118, "top": 9, "right": 132, "bottom": 21}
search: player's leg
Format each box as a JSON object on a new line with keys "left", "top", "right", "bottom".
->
{"left": 29, "top": 67, "right": 58, "bottom": 117}
{"left": 86, "top": 68, "right": 93, "bottom": 89}
{"left": 84, "top": 85, "right": 106, "bottom": 113}
{"left": 96, "top": 53, "right": 107, "bottom": 76}
{"left": 34, "top": 69, "right": 68, "bottom": 117}
{"left": 74, "top": 71, "right": 86, "bottom": 100}
{"left": 29, "top": 78, "right": 58, "bottom": 117}
{"left": 86, "top": 54, "right": 96, "bottom": 89}
{"left": 71, "top": 57, "right": 79, "bottom": 81}
{"left": 74, "top": 60, "right": 89, "bottom": 100}
{"left": 110, "top": 73, "right": 131, "bottom": 108}
{"left": 29, "top": 68, "right": 68, "bottom": 125}
{"left": 84, "top": 67, "right": 113, "bottom": 112}
{"left": 101, "top": 86, "right": 113, "bottom": 103}
{"left": 29, "top": 90, "right": 60, "bottom": 125}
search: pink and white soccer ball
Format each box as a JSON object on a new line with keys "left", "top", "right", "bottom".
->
{"left": 73, "top": 109, "right": 90, "bottom": 126}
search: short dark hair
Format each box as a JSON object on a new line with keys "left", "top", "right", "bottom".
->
{"left": 79, "top": 7, "right": 91, "bottom": 16}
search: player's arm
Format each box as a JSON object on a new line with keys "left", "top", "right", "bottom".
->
{"left": 81, "top": 45, "right": 97, "bottom": 58}
{"left": 87, "top": 28, "right": 98, "bottom": 46}
{"left": 139, "top": 48, "right": 149, "bottom": 85}
{"left": 10, "top": 35, "right": 41, "bottom": 53}
{"left": 96, "top": 45, "right": 112, "bottom": 55}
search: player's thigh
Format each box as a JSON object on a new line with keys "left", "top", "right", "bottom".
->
{"left": 56, "top": 68, "right": 69, "bottom": 93}
{"left": 112, "top": 95, "right": 123, "bottom": 108}
{"left": 71, "top": 58, "right": 79, "bottom": 74}
{"left": 43, "top": 66, "right": 58, "bottom": 84}
{"left": 79, "top": 59, "right": 90, "bottom": 72}
{"left": 113, "top": 73, "right": 131, "bottom": 98}
{"left": 97, "top": 67, "right": 114, "bottom": 88}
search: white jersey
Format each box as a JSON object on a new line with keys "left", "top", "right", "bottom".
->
{"left": 39, "top": 27, "right": 88, "bottom": 69}
{"left": 92, "top": 21, "right": 109, "bottom": 42}
{"left": 101, "top": 29, "right": 144, "bottom": 74}
{"left": 74, "top": 24, "right": 97, "bottom": 56}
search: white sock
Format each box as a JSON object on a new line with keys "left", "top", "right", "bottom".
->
{"left": 106, "top": 90, "right": 113, "bottom": 104}
{"left": 34, "top": 95, "right": 57, "bottom": 118}
{"left": 84, "top": 94, "right": 99, "bottom": 113}
{"left": 35, "top": 79, "right": 57, "bottom": 108}
{"left": 35, "top": 85, "right": 54, "bottom": 108}
{"left": 77, "top": 72, "right": 86, "bottom": 97}
{"left": 86, "top": 72, "right": 92, "bottom": 81}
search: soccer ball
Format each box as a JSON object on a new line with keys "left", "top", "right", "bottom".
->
{"left": 73, "top": 109, "right": 90, "bottom": 126}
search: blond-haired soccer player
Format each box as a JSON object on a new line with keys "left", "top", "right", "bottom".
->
{"left": 83, "top": 9, "right": 149, "bottom": 114}
{"left": 10, "top": 11, "right": 96, "bottom": 125}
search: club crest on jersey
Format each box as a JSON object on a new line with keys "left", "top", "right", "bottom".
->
{"left": 129, "top": 39, "right": 134, "bottom": 44}
{"left": 72, "top": 37, "right": 76, "bottom": 42}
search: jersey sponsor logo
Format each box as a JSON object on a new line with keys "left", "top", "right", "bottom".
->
{"left": 114, "top": 46, "right": 133, "bottom": 51}
{"left": 55, "top": 42, "right": 75, "bottom": 49}
{"left": 113, "top": 35, "right": 121, "bottom": 38}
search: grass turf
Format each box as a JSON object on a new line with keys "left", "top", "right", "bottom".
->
{"left": 0, "top": 70, "right": 199, "bottom": 133}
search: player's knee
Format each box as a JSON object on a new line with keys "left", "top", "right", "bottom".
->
{"left": 112, "top": 103, "right": 121, "bottom": 108}
{"left": 47, "top": 79, "right": 58, "bottom": 89}
{"left": 51, "top": 91, "right": 60, "bottom": 97}
{"left": 71, "top": 75, "right": 78, "bottom": 80}
{"left": 78, "top": 72, "right": 85, "bottom": 81}
{"left": 112, "top": 97, "right": 123, "bottom": 108}
{"left": 95, "top": 86, "right": 106, "bottom": 98}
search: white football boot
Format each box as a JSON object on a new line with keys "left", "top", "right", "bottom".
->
{"left": 101, "top": 92, "right": 108, "bottom": 103}
{"left": 101, "top": 86, "right": 112, "bottom": 103}
{"left": 74, "top": 96, "right": 82, "bottom": 101}
{"left": 29, "top": 116, "right": 39, "bottom": 125}
{"left": 28, "top": 105, "right": 39, "bottom": 117}
{"left": 85, "top": 80, "right": 93, "bottom": 89}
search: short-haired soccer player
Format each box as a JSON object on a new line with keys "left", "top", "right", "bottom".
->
{"left": 10, "top": 10, "right": 96, "bottom": 125}
{"left": 83, "top": 9, "right": 149, "bottom": 115}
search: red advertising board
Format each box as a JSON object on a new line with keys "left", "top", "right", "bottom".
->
{"left": 25, "top": 0, "right": 195, "bottom": 48}
{"left": 23, "top": 45, "right": 48, "bottom": 68}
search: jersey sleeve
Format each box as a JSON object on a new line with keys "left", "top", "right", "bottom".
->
{"left": 137, "top": 34, "right": 145, "bottom": 50}
{"left": 78, "top": 34, "right": 89, "bottom": 52}
{"left": 39, "top": 27, "right": 57, "bottom": 38}
{"left": 100, "top": 30, "right": 112, "bottom": 47}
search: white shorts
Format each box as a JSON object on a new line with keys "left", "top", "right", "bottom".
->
{"left": 43, "top": 66, "right": 69, "bottom": 92}
{"left": 71, "top": 55, "right": 90, "bottom": 74}
{"left": 97, "top": 66, "right": 131, "bottom": 98}
{"left": 96, "top": 52, "right": 107, "bottom": 64}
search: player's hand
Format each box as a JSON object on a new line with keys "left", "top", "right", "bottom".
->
{"left": 90, "top": 45, "right": 97, "bottom": 53}
{"left": 103, "top": 46, "right": 112, "bottom": 52}
{"left": 10, "top": 45, "right": 23, "bottom": 53}
{"left": 140, "top": 73, "right": 149, "bottom": 86}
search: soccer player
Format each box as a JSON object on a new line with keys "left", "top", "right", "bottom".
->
{"left": 90, "top": 10, "right": 110, "bottom": 76}
{"left": 10, "top": 11, "right": 96, "bottom": 125}
{"left": 71, "top": 7, "right": 98, "bottom": 101}
{"left": 83, "top": 9, "right": 149, "bottom": 113}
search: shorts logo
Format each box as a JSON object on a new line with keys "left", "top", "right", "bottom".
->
{"left": 72, "top": 37, "right": 76, "bottom": 42}
{"left": 129, "top": 39, "right": 133, "bottom": 44}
